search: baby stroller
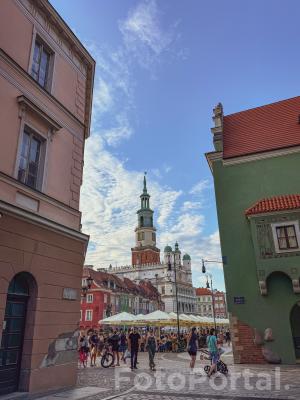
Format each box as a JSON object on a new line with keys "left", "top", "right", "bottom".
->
{"left": 199, "top": 348, "right": 228, "bottom": 375}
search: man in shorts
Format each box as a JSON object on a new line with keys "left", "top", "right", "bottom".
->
{"left": 207, "top": 328, "right": 219, "bottom": 377}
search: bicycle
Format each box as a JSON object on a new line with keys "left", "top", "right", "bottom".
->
{"left": 100, "top": 343, "right": 114, "bottom": 368}
{"left": 200, "top": 349, "right": 228, "bottom": 375}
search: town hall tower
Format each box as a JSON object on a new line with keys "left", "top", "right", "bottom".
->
{"left": 131, "top": 174, "right": 161, "bottom": 265}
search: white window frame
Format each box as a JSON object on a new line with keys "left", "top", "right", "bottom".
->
{"left": 86, "top": 294, "right": 93, "bottom": 303}
{"left": 271, "top": 220, "right": 300, "bottom": 253}
{"left": 28, "top": 28, "right": 56, "bottom": 93}
{"left": 85, "top": 310, "right": 93, "bottom": 321}
{"left": 15, "top": 124, "right": 47, "bottom": 192}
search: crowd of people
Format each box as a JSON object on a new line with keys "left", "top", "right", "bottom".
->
{"left": 78, "top": 326, "right": 231, "bottom": 374}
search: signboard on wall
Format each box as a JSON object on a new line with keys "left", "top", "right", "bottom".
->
{"left": 234, "top": 296, "right": 245, "bottom": 305}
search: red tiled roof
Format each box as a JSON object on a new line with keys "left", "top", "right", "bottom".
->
{"left": 196, "top": 288, "right": 212, "bottom": 296}
{"left": 223, "top": 96, "right": 300, "bottom": 159}
{"left": 245, "top": 194, "right": 300, "bottom": 216}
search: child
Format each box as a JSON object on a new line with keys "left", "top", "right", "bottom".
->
{"left": 79, "top": 346, "right": 88, "bottom": 368}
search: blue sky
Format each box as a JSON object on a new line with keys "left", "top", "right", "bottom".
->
{"left": 51, "top": 0, "right": 300, "bottom": 291}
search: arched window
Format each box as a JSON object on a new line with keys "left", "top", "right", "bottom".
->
{"left": 8, "top": 273, "right": 29, "bottom": 296}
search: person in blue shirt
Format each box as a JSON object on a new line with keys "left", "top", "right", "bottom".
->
{"left": 206, "top": 328, "right": 219, "bottom": 377}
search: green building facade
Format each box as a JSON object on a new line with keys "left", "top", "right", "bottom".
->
{"left": 207, "top": 99, "right": 300, "bottom": 364}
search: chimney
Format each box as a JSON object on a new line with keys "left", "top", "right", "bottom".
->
{"left": 211, "top": 102, "right": 223, "bottom": 152}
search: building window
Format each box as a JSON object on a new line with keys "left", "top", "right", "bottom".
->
{"left": 31, "top": 38, "right": 52, "bottom": 89}
{"left": 80, "top": 310, "right": 82, "bottom": 321}
{"left": 104, "top": 294, "right": 107, "bottom": 303}
{"left": 272, "top": 221, "right": 300, "bottom": 253}
{"left": 18, "top": 127, "right": 45, "bottom": 190}
{"left": 85, "top": 310, "right": 93, "bottom": 321}
{"left": 86, "top": 294, "right": 93, "bottom": 303}
{"left": 276, "top": 225, "right": 298, "bottom": 250}
{"left": 138, "top": 232, "right": 145, "bottom": 241}
{"left": 152, "top": 233, "right": 156, "bottom": 242}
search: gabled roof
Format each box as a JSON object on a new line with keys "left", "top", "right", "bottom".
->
{"left": 245, "top": 194, "right": 300, "bottom": 216}
{"left": 83, "top": 267, "right": 160, "bottom": 300}
{"left": 223, "top": 96, "right": 300, "bottom": 159}
{"left": 196, "top": 288, "right": 212, "bottom": 296}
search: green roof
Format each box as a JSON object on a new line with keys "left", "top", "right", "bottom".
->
{"left": 164, "top": 245, "right": 172, "bottom": 252}
{"left": 183, "top": 254, "right": 191, "bottom": 260}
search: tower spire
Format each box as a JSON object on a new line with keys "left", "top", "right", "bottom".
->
{"left": 143, "top": 171, "right": 147, "bottom": 194}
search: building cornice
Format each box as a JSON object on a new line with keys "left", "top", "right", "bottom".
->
{"left": 18, "top": 95, "right": 62, "bottom": 132}
{"left": 223, "top": 145, "right": 300, "bottom": 166}
{"left": 0, "top": 199, "right": 89, "bottom": 243}
{"left": 205, "top": 151, "right": 223, "bottom": 172}
{"left": 131, "top": 245, "right": 160, "bottom": 252}
{"left": 0, "top": 171, "right": 80, "bottom": 216}
{"left": 206, "top": 146, "right": 300, "bottom": 171}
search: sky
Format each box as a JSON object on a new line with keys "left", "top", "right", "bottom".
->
{"left": 50, "top": 0, "right": 300, "bottom": 291}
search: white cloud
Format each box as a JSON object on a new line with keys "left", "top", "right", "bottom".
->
{"left": 79, "top": 3, "right": 222, "bottom": 287}
{"left": 189, "top": 179, "right": 211, "bottom": 195}
{"left": 119, "top": 0, "right": 182, "bottom": 70}
{"left": 182, "top": 201, "right": 203, "bottom": 212}
{"left": 93, "top": 77, "right": 113, "bottom": 116}
{"left": 102, "top": 114, "right": 133, "bottom": 146}
{"left": 81, "top": 135, "right": 182, "bottom": 267}
{"left": 163, "top": 164, "right": 172, "bottom": 173}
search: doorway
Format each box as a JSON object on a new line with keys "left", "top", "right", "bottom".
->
{"left": 290, "top": 302, "right": 300, "bottom": 361}
{"left": 0, "top": 273, "right": 30, "bottom": 395}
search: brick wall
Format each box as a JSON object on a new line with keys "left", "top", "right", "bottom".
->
{"left": 230, "top": 315, "right": 266, "bottom": 364}
{"left": 132, "top": 248, "right": 160, "bottom": 265}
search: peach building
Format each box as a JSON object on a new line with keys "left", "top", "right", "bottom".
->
{"left": 0, "top": 0, "right": 95, "bottom": 395}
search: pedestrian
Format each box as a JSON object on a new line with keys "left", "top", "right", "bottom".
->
{"left": 146, "top": 329, "right": 157, "bottom": 371}
{"left": 119, "top": 329, "right": 127, "bottom": 362}
{"left": 225, "top": 330, "right": 231, "bottom": 347}
{"left": 89, "top": 330, "right": 99, "bottom": 367}
{"left": 108, "top": 329, "right": 120, "bottom": 367}
{"left": 78, "top": 333, "right": 89, "bottom": 368}
{"left": 207, "top": 328, "right": 219, "bottom": 377}
{"left": 128, "top": 326, "right": 141, "bottom": 370}
{"left": 187, "top": 327, "right": 198, "bottom": 370}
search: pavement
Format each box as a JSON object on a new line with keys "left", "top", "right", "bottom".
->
{"left": 3, "top": 348, "right": 300, "bottom": 400}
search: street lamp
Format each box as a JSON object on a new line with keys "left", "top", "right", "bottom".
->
{"left": 167, "top": 250, "right": 181, "bottom": 349}
{"left": 201, "top": 259, "right": 223, "bottom": 332}
{"left": 205, "top": 273, "right": 216, "bottom": 331}
{"left": 82, "top": 275, "right": 93, "bottom": 297}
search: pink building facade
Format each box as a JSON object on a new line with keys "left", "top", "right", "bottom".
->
{"left": 0, "top": 0, "right": 94, "bottom": 395}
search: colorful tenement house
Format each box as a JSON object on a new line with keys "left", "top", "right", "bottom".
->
{"left": 80, "top": 267, "right": 162, "bottom": 330}
{"left": 195, "top": 288, "right": 227, "bottom": 318}
{"left": 0, "top": 0, "right": 94, "bottom": 395}
{"left": 111, "top": 175, "right": 197, "bottom": 314}
{"left": 206, "top": 97, "right": 300, "bottom": 364}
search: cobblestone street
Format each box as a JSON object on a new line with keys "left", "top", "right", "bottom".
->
{"left": 3, "top": 350, "right": 300, "bottom": 400}
{"left": 75, "top": 350, "right": 300, "bottom": 400}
